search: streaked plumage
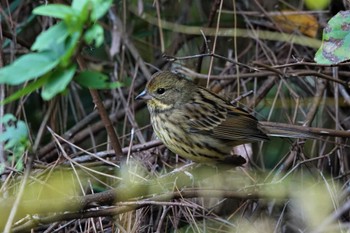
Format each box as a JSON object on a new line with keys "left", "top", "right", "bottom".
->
{"left": 136, "top": 71, "right": 268, "bottom": 165}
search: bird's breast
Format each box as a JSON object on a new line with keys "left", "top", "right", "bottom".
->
{"left": 149, "top": 110, "right": 232, "bottom": 162}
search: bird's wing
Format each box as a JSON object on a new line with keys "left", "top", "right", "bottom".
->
{"left": 212, "top": 106, "right": 268, "bottom": 142}
{"left": 186, "top": 102, "right": 227, "bottom": 131}
{"left": 184, "top": 90, "right": 228, "bottom": 132}
{"left": 185, "top": 89, "right": 267, "bottom": 142}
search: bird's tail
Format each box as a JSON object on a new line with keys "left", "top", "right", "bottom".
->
{"left": 258, "top": 121, "right": 350, "bottom": 139}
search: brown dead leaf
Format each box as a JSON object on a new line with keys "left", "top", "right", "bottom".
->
{"left": 272, "top": 11, "right": 319, "bottom": 38}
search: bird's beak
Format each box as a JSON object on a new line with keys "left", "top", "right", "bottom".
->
{"left": 135, "top": 89, "right": 152, "bottom": 100}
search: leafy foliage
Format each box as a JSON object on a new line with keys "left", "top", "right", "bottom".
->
{"left": 1, "top": 0, "right": 350, "bottom": 232}
{"left": 0, "top": 0, "right": 119, "bottom": 104}
{"left": 315, "top": 10, "right": 350, "bottom": 64}
{"left": 0, "top": 114, "right": 30, "bottom": 171}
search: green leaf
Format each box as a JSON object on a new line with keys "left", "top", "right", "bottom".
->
{"left": 0, "top": 74, "right": 50, "bottom": 105}
{"left": 72, "top": 0, "right": 90, "bottom": 23}
{"left": 33, "top": 4, "right": 78, "bottom": 20}
{"left": 41, "top": 65, "right": 76, "bottom": 100}
{"left": 315, "top": 11, "right": 350, "bottom": 64}
{"left": 84, "top": 24, "right": 104, "bottom": 47}
{"left": 75, "top": 71, "right": 122, "bottom": 89}
{"left": 0, "top": 51, "right": 60, "bottom": 85}
{"left": 90, "top": 0, "right": 113, "bottom": 21}
{"left": 2, "top": 121, "right": 28, "bottom": 149}
{"left": 0, "top": 114, "right": 29, "bottom": 154}
{"left": 72, "top": 0, "right": 89, "bottom": 14}
{"left": 31, "top": 22, "right": 69, "bottom": 52}
{"left": 1, "top": 114, "right": 16, "bottom": 123}
{"left": 72, "top": 0, "right": 89, "bottom": 11}
{"left": 33, "top": 4, "right": 83, "bottom": 31}
{"left": 33, "top": 22, "right": 81, "bottom": 67}
{"left": 60, "top": 31, "right": 81, "bottom": 67}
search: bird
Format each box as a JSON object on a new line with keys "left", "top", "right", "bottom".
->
{"left": 136, "top": 71, "right": 268, "bottom": 165}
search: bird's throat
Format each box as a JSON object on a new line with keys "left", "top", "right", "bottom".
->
{"left": 147, "top": 99, "right": 174, "bottom": 113}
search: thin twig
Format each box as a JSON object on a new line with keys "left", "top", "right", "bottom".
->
{"left": 76, "top": 56, "right": 123, "bottom": 158}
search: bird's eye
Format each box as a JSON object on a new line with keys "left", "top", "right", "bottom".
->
{"left": 156, "top": 88, "right": 165, "bottom": 95}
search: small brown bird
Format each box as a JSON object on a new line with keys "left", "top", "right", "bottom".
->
{"left": 136, "top": 71, "right": 268, "bottom": 165}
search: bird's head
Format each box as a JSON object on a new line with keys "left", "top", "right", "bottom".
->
{"left": 136, "top": 71, "right": 195, "bottom": 111}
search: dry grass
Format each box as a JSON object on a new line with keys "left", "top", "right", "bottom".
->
{"left": 1, "top": 0, "right": 350, "bottom": 232}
